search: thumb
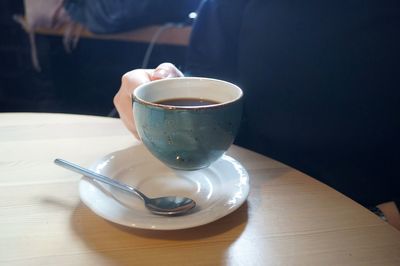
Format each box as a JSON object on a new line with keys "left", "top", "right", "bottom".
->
{"left": 152, "top": 68, "right": 170, "bottom": 80}
{"left": 151, "top": 62, "right": 184, "bottom": 80}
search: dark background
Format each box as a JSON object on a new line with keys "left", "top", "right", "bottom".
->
{"left": 0, "top": 1, "right": 188, "bottom": 116}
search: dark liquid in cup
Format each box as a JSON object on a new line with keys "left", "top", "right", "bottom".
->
{"left": 156, "top": 98, "right": 220, "bottom": 106}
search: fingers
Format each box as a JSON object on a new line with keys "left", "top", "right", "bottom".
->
{"left": 152, "top": 62, "right": 184, "bottom": 80}
{"left": 377, "top": 201, "right": 400, "bottom": 230}
{"left": 113, "top": 63, "right": 184, "bottom": 140}
{"left": 114, "top": 69, "right": 152, "bottom": 139}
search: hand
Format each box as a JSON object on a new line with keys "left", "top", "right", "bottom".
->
{"left": 113, "top": 63, "right": 183, "bottom": 138}
{"left": 377, "top": 201, "right": 400, "bottom": 230}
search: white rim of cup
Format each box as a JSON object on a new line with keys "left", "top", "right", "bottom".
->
{"left": 132, "top": 77, "right": 243, "bottom": 110}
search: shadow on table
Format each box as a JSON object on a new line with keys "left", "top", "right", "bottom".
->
{"left": 69, "top": 201, "right": 248, "bottom": 263}
{"left": 71, "top": 201, "right": 248, "bottom": 240}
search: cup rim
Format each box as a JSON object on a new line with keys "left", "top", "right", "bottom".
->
{"left": 133, "top": 77, "right": 243, "bottom": 110}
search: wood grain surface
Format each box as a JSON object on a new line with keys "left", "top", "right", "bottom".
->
{"left": 1, "top": 113, "right": 399, "bottom": 266}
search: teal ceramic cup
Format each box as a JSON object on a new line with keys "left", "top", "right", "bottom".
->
{"left": 133, "top": 77, "right": 243, "bottom": 170}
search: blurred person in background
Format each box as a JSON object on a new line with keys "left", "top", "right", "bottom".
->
{"left": 114, "top": 0, "right": 400, "bottom": 229}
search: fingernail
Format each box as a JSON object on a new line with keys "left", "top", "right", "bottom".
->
{"left": 153, "top": 69, "right": 169, "bottom": 79}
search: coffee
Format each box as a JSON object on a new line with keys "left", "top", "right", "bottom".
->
{"left": 156, "top": 98, "right": 220, "bottom": 106}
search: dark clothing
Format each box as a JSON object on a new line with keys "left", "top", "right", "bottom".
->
{"left": 64, "top": 0, "right": 201, "bottom": 34}
{"left": 186, "top": 0, "right": 400, "bottom": 207}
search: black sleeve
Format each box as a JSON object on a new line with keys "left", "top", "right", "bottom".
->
{"left": 185, "top": 0, "right": 248, "bottom": 83}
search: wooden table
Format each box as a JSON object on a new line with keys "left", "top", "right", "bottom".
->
{"left": 1, "top": 113, "right": 399, "bottom": 265}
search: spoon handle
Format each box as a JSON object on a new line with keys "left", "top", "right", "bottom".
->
{"left": 54, "top": 158, "right": 146, "bottom": 200}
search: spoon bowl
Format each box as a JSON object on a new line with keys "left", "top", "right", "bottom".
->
{"left": 54, "top": 158, "right": 196, "bottom": 216}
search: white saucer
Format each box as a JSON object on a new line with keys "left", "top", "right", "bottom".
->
{"left": 79, "top": 144, "right": 249, "bottom": 230}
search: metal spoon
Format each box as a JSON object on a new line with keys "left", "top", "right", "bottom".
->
{"left": 54, "top": 158, "right": 196, "bottom": 216}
